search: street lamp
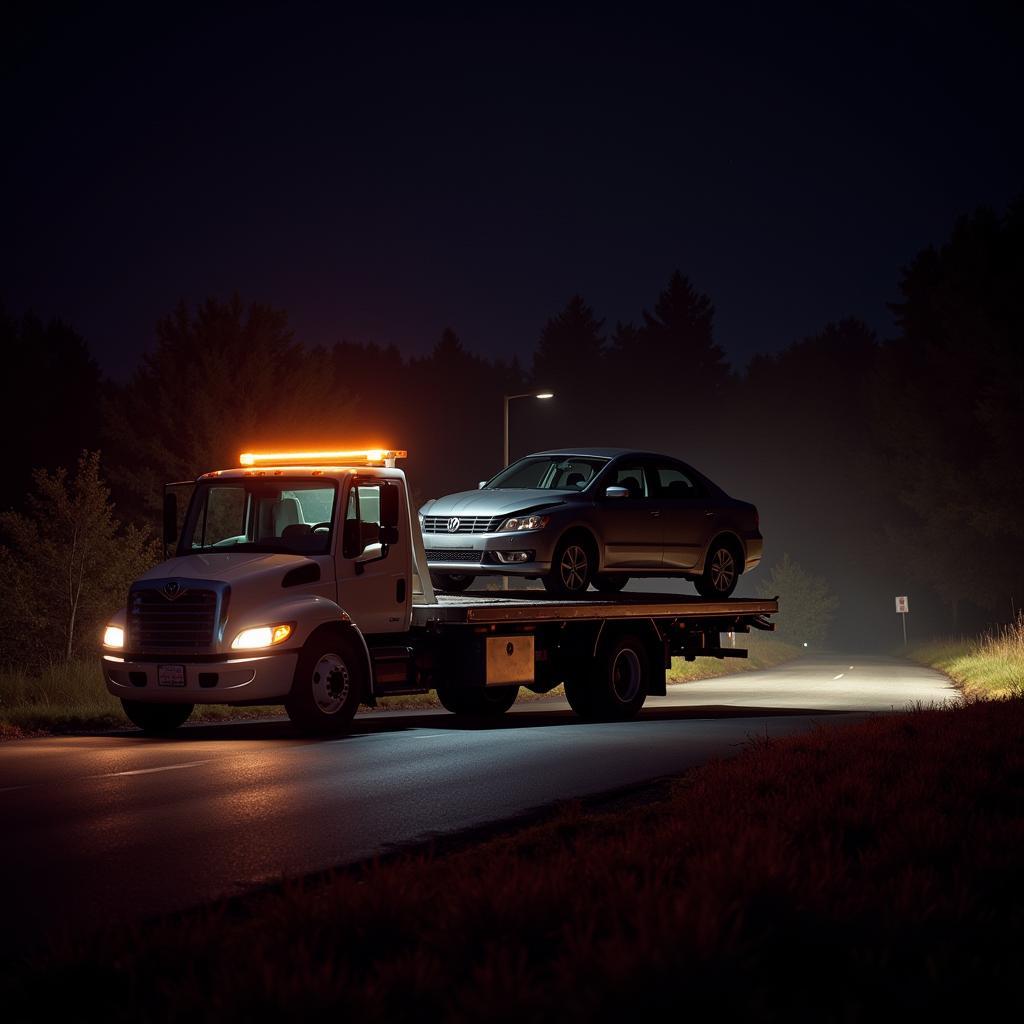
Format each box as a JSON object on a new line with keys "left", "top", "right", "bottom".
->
{"left": 503, "top": 391, "right": 554, "bottom": 467}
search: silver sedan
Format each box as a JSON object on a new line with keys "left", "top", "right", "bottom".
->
{"left": 419, "top": 447, "right": 762, "bottom": 596}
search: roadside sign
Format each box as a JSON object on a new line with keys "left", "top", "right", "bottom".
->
{"left": 895, "top": 596, "right": 909, "bottom": 614}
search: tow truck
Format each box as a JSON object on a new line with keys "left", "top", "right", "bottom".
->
{"left": 101, "top": 449, "right": 778, "bottom": 735}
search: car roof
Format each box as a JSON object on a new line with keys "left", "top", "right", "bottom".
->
{"left": 529, "top": 447, "right": 678, "bottom": 461}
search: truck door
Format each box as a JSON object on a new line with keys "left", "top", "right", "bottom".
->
{"left": 598, "top": 461, "right": 663, "bottom": 568}
{"left": 337, "top": 476, "right": 410, "bottom": 634}
{"left": 650, "top": 461, "right": 712, "bottom": 570}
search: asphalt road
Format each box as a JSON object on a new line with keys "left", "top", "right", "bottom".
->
{"left": 1, "top": 653, "right": 953, "bottom": 953}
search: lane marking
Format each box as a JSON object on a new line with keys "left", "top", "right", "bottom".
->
{"left": 97, "top": 760, "right": 210, "bottom": 778}
{"left": 849, "top": 665, "right": 854, "bottom": 670}
{"left": 833, "top": 673, "right": 845, "bottom": 680}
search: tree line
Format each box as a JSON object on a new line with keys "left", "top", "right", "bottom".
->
{"left": 1, "top": 198, "right": 1021, "bottom": 662}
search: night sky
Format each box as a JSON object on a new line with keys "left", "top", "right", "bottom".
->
{"left": 4, "top": 5, "right": 1022, "bottom": 376}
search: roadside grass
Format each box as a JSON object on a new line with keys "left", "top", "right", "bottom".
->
{"left": 6, "top": 696, "right": 1023, "bottom": 1020}
{"left": 909, "top": 616, "right": 1024, "bottom": 698}
{"left": 0, "top": 635, "right": 801, "bottom": 735}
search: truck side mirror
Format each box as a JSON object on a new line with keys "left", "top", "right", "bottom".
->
{"left": 342, "top": 519, "right": 366, "bottom": 559}
{"left": 163, "top": 493, "right": 178, "bottom": 545}
{"left": 379, "top": 482, "right": 400, "bottom": 545}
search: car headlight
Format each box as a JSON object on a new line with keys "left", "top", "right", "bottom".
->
{"left": 231, "top": 623, "right": 293, "bottom": 650}
{"left": 499, "top": 514, "right": 550, "bottom": 532}
{"left": 103, "top": 625, "right": 124, "bottom": 649}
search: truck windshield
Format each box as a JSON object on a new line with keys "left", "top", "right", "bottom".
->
{"left": 180, "top": 480, "right": 338, "bottom": 555}
{"left": 485, "top": 456, "right": 608, "bottom": 490}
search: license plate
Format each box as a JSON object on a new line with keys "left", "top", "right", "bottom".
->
{"left": 158, "top": 664, "right": 186, "bottom": 687}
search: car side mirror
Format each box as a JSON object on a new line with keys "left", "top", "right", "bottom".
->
{"left": 342, "top": 519, "right": 366, "bottom": 559}
{"left": 605, "top": 485, "right": 629, "bottom": 499}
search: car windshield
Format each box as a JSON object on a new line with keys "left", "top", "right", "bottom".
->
{"left": 485, "top": 456, "right": 608, "bottom": 490}
{"left": 180, "top": 479, "right": 338, "bottom": 555}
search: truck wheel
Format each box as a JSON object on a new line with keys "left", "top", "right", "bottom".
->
{"left": 565, "top": 633, "right": 649, "bottom": 721}
{"left": 286, "top": 630, "right": 365, "bottom": 735}
{"left": 694, "top": 541, "right": 739, "bottom": 599}
{"left": 593, "top": 574, "right": 628, "bottom": 594}
{"left": 543, "top": 534, "right": 595, "bottom": 596}
{"left": 436, "top": 684, "right": 519, "bottom": 716}
{"left": 121, "top": 700, "right": 194, "bottom": 735}
{"left": 432, "top": 573, "right": 475, "bottom": 593}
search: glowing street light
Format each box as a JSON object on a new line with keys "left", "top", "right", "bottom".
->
{"left": 503, "top": 391, "right": 554, "bottom": 467}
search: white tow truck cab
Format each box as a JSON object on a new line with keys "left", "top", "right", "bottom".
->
{"left": 102, "top": 449, "right": 778, "bottom": 735}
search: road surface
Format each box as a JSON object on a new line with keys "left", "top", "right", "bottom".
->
{"left": 1, "top": 653, "right": 953, "bottom": 952}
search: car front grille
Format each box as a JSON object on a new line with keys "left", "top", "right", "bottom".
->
{"left": 425, "top": 549, "right": 483, "bottom": 564}
{"left": 422, "top": 515, "right": 500, "bottom": 534}
{"left": 128, "top": 585, "right": 219, "bottom": 650}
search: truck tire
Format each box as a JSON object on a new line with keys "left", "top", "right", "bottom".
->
{"left": 121, "top": 700, "right": 194, "bottom": 735}
{"left": 436, "top": 684, "right": 519, "bottom": 716}
{"left": 564, "top": 633, "right": 649, "bottom": 721}
{"left": 593, "top": 574, "right": 628, "bottom": 594}
{"left": 543, "top": 534, "right": 595, "bottom": 596}
{"left": 285, "top": 630, "right": 365, "bottom": 735}
{"left": 432, "top": 573, "right": 475, "bottom": 593}
{"left": 694, "top": 541, "right": 740, "bottom": 599}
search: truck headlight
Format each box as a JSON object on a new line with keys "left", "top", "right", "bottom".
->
{"left": 231, "top": 623, "right": 293, "bottom": 650}
{"left": 499, "top": 514, "right": 549, "bottom": 532}
{"left": 103, "top": 625, "right": 125, "bottom": 649}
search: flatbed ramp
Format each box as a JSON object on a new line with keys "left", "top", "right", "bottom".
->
{"left": 412, "top": 591, "right": 778, "bottom": 626}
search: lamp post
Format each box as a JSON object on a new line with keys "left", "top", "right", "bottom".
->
{"left": 503, "top": 391, "right": 554, "bottom": 467}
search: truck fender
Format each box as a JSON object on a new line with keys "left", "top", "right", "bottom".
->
{"left": 300, "top": 617, "right": 376, "bottom": 707}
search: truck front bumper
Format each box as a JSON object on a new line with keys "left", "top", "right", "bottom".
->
{"left": 102, "top": 651, "right": 299, "bottom": 704}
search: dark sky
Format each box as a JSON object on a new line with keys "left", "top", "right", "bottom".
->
{"left": 3, "top": 4, "right": 1021, "bottom": 376}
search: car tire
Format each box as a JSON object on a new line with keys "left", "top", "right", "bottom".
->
{"left": 431, "top": 573, "right": 475, "bottom": 593}
{"left": 593, "top": 574, "right": 628, "bottom": 594}
{"left": 564, "top": 633, "right": 649, "bottom": 721}
{"left": 285, "top": 629, "right": 365, "bottom": 735}
{"left": 121, "top": 700, "right": 194, "bottom": 735}
{"left": 543, "top": 534, "right": 596, "bottom": 596}
{"left": 694, "top": 541, "right": 740, "bottom": 599}
{"left": 436, "top": 684, "right": 519, "bottom": 716}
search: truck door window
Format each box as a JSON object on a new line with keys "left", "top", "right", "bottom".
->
{"left": 346, "top": 483, "right": 382, "bottom": 553}
{"left": 194, "top": 486, "right": 249, "bottom": 548}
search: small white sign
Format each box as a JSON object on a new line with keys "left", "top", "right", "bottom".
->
{"left": 895, "top": 596, "right": 909, "bottom": 614}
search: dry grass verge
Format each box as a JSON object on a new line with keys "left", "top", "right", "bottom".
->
{"left": 5, "top": 696, "right": 1022, "bottom": 1021}
{"left": 910, "top": 616, "right": 1024, "bottom": 698}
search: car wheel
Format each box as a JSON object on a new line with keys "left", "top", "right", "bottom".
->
{"left": 436, "top": 684, "right": 519, "bottom": 716}
{"left": 121, "top": 700, "right": 194, "bottom": 735}
{"left": 593, "top": 574, "right": 628, "bottom": 594}
{"left": 543, "top": 534, "right": 595, "bottom": 596}
{"left": 431, "top": 573, "right": 475, "bottom": 593}
{"left": 694, "top": 541, "right": 740, "bottom": 599}
{"left": 285, "top": 630, "right": 365, "bottom": 735}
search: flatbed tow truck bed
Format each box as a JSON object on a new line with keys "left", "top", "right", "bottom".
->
{"left": 412, "top": 591, "right": 778, "bottom": 626}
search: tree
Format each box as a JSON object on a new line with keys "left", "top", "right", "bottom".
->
{"left": 531, "top": 295, "right": 606, "bottom": 395}
{"left": 0, "top": 451, "right": 158, "bottom": 667}
{"left": 103, "top": 296, "right": 346, "bottom": 519}
{"left": 757, "top": 554, "right": 838, "bottom": 647}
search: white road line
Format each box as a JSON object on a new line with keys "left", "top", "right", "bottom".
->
{"left": 849, "top": 665, "right": 854, "bottom": 670}
{"left": 97, "top": 760, "right": 210, "bottom": 778}
{"left": 833, "top": 673, "right": 845, "bottom": 680}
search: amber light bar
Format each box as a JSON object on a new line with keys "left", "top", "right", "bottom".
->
{"left": 238, "top": 449, "right": 408, "bottom": 467}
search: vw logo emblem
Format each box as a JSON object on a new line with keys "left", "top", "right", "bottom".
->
{"left": 447, "top": 517, "right": 461, "bottom": 533}
{"left": 162, "top": 581, "right": 186, "bottom": 600}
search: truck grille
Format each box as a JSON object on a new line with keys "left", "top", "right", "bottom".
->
{"left": 425, "top": 549, "right": 483, "bottom": 563}
{"left": 129, "top": 585, "right": 218, "bottom": 649}
{"left": 422, "top": 515, "right": 499, "bottom": 534}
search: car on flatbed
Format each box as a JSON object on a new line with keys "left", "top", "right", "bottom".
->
{"left": 420, "top": 448, "right": 762, "bottom": 597}
{"left": 100, "top": 449, "right": 777, "bottom": 737}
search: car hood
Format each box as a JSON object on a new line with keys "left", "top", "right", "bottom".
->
{"left": 137, "top": 552, "right": 314, "bottom": 586}
{"left": 422, "top": 488, "right": 574, "bottom": 517}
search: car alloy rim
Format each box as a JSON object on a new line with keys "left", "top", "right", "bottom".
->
{"left": 311, "top": 653, "right": 350, "bottom": 714}
{"left": 710, "top": 548, "right": 736, "bottom": 592}
{"left": 560, "top": 544, "right": 589, "bottom": 590}
{"left": 611, "top": 648, "right": 642, "bottom": 702}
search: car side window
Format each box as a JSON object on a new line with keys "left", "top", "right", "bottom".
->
{"left": 611, "top": 464, "right": 648, "bottom": 499}
{"left": 652, "top": 464, "right": 702, "bottom": 499}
